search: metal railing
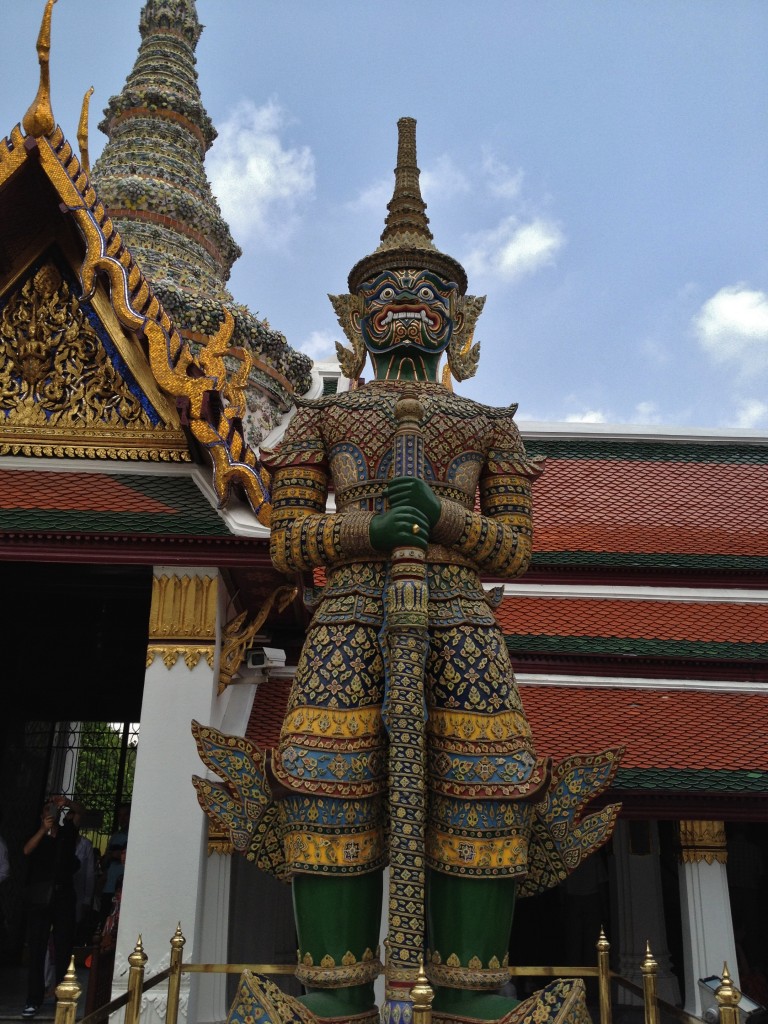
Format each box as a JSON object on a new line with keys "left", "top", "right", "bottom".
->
{"left": 52, "top": 926, "right": 742, "bottom": 1024}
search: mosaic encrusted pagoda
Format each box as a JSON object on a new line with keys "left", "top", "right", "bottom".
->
{"left": 91, "top": 0, "right": 312, "bottom": 444}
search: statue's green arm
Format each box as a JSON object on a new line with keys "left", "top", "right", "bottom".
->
{"left": 262, "top": 405, "right": 380, "bottom": 573}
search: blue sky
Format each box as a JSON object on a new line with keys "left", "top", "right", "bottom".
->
{"left": 2, "top": 1, "right": 767, "bottom": 429}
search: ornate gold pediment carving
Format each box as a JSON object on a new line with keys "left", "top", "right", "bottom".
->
{"left": 0, "top": 257, "right": 190, "bottom": 461}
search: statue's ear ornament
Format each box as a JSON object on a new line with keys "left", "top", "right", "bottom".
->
{"left": 328, "top": 292, "right": 367, "bottom": 381}
{"left": 446, "top": 294, "right": 485, "bottom": 382}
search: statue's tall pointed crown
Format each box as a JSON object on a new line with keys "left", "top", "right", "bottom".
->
{"left": 348, "top": 117, "right": 467, "bottom": 294}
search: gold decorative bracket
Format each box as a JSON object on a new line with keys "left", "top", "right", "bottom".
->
{"left": 218, "top": 585, "right": 297, "bottom": 694}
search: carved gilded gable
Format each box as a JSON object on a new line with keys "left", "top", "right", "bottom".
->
{"left": 0, "top": 255, "right": 190, "bottom": 461}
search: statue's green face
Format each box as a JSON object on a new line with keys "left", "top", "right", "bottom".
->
{"left": 358, "top": 269, "right": 458, "bottom": 380}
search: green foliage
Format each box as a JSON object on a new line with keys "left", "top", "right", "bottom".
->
{"left": 73, "top": 721, "right": 137, "bottom": 850}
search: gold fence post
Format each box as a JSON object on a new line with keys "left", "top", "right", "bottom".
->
{"left": 54, "top": 957, "right": 80, "bottom": 1024}
{"left": 125, "top": 936, "right": 149, "bottom": 1024}
{"left": 597, "top": 927, "right": 613, "bottom": 1024}
{"left": 410, "top": 958, "right": 434, "bottom": 1024}
{"left": 716, "top": 963, "right": 741, "bottom": 1024}
{"left": 641, "top": 943, "right": 659, "bottom": 1024}
{"left": 165, "top": 924, "right": 187, "bottom": 1024}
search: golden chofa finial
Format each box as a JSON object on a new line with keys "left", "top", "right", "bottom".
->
{"left": 78, "top": 86, "right": 95, "bottom": 174}
{"left": 22, "top": 0, "right": 58, "bottom": 138}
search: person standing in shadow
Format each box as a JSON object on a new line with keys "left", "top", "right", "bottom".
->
{"left": 21, "top": 795, "right": 79, "bottom": 1019}
{"left": 71, "top": 803, "right": 96, "bottom": 946}
{"left": 98, "top": 802, "right": 130, "bottom": 931}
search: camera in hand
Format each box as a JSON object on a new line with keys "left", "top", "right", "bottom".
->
{"left": 57, "top": 805, "right": 71, "bottom": 827}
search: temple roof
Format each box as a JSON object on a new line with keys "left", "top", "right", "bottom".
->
{"left": 90, "top": 0, "right": 312, "bottom": 423}
{"left": 0, "top": 1, "right": 287, "bottom": 522}
{"left": 521, "top": 684, "right": 768, "bottom": 814}
{"left": 0, "top": 467, "right": 230, "bottom": 536}
{"left": 524, "top": 434, "right": 768, "bottom": 574}
{"left": 499, "top": 596, "right": 768, "bottom": 663}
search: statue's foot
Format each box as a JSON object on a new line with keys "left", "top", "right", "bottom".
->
{"left": 432, "top": 989, "right": 519, "bottom": 1022}
{"left": 433, "top": 980, "right": 589, "bottom": 1024}
{"left": 298, "top": 986, "right": 378, "bottom": 1022}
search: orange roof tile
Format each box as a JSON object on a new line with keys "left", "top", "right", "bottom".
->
{"left": 496, "top": 596, "right": 768, "bottom": 644}
{"left": 245, "top": 678, "right": 294, "bottom": 751}
{"left": 520, "top": 684, "right": 768, "bottom": 771}
{"left": 532, "top": 458, "right": 768, "bottom": 556}
{"left": 0, "top": 470, "right": 177, "bottom": 514}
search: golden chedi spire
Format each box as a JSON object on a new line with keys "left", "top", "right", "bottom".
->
{"left": 348, "top": 117, "right": 467, "bottom": 294}
{"left": 22, "top": 0, "right": 57, "bottom": 139}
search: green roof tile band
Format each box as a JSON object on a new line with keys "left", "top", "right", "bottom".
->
{"left": 615, "top": 768, "right": 768, "bottom": 793}
{"left": 525, "top": 439, "right": 768, "bottom": 464}
{"left": 505, "top": 634, "right": 767, "bottom": 660}
{"left": 531, "top": 551, "right": 768, "bottom": 572}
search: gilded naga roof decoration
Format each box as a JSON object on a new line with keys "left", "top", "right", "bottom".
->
{"left": 21, "top": 0, "right": 56, "bottom": 140}
{"left": 90, "top": 0, "right": 312, "bottom": 436}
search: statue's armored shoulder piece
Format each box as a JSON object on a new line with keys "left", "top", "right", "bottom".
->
{"left": 437, "top": 389, "right": 519, "bottom": 421}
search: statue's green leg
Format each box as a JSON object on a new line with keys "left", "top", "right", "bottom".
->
{"left": 293, "top": 871, "right": 383, "bottom": 1019}
{"left": 427, "top": 869, "right": 518, "bottom": 1021}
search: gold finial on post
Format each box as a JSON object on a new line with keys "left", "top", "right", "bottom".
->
{"left": 53, "top": 956, "right": 80, "bottom": 1024}
{"left": 596, "top": 926, "right": 613, "bottom": 1024}
{"left": 166, "top": 924, "right": 187, "bottom": 1024}
{"left": 22, "top": 0, "right": 58, "bottom": 138}
{"left": 641, "top": 941, "right": 659, "bottom": 1024}
{"left": 78, "top": 86, "right": 94, "bottom": 174}
{"left": 410, "top": 957, "right": 434, "bottom": 1024}
{"left": 125, "top": 935, "right": 149, "bottom": 1024}
{"left": 715, "top": 963, "right": 742, "bottom": 1024}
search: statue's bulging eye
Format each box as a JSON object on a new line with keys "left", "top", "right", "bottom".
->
{"left": 419, "top": 287, "right": 433, "bottom": 300}
{"left": 379, "top": 287, "right": 395, "bottom": 300}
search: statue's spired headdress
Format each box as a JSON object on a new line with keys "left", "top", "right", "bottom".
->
{"left": 330, "top": 117, "right": 485, "bottom": 383}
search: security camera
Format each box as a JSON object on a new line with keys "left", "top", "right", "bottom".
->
{"left": 246, "top": 646, "right": 287, "bottom": 671}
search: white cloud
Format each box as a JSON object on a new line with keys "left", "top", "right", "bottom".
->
{"left": 632, "top": 401, "right": 663, "bottom": 424}
{"left": 420, "top": 155, "right": 470, "bottom": 199}
{"left": 298, "top": 329, "right": 336, "bottom": 360}
{"left": 694, "top": 285, "right": 768, "bottom": 375}
{"left": 348, "top": 177, "right": 390, "bottom": 213}
{"left": 730, "top": 398, "right": 768, "bottom": 429}
{"left": 464, "top": 216, "right": 565, "bottom": 283}
{"left": 640, "top": 337, "right": 671, "bottom": 366}
{"left": 481, "top": 151, "right": 524, "bottom": 200}
{"left": 565, "top": 409, "right": 608, "bottom": 423}
{"left": 207, "top": 98, "right": 315, "bottom": 246}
